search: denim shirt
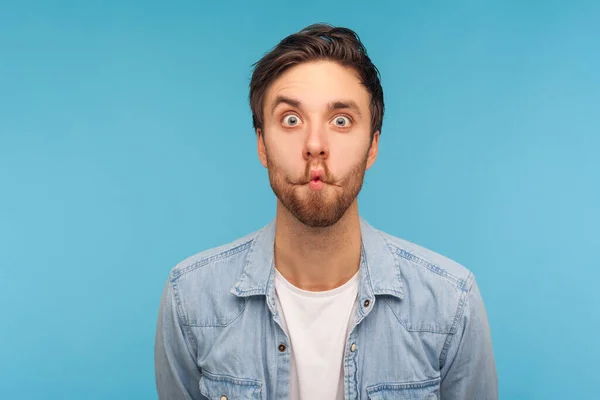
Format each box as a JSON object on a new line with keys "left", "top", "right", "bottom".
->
{"left": 155, "top": 218, "right": 498, "bottom": 400}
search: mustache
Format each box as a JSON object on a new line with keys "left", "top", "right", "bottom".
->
{"left": 291, "top": 164, "right": 336, "bottom": 185}
{"left": 294, "top": 177, "right": 333, "bottom": 185}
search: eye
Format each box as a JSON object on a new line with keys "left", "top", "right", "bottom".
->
{"left": 332, "top": 115, "right": 351, "bottom": 128}
{"left": 282, "top": 114, "right": 302, "bottom": 127}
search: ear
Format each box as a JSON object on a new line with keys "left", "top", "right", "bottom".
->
{"left": 257, "top": 128, "right": 268, "bottom": 168}
{"left": 365, "top": 131, "right": 380, "bottom": 170}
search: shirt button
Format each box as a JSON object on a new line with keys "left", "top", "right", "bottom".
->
{"left": 278, "top": 344, "right": 286, "bottom": 352}
{"left": 351, "top": 343, "right": 357, "bottom": 352}
{"left": 363, "top": 299, "right": 370, "bottom": 307}
{"left": 220, "top": 396, "right": 228, "bottom": 400}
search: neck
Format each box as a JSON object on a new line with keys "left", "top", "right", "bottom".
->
{"left": 273, "top": 200, "right": 362, "bottom": 291}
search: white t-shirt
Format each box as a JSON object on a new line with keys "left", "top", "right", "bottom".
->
{"left": 274, "top": 268, "right": 359, "bottom": 400}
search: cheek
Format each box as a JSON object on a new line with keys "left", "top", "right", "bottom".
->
{"left": 265, "top": 135, "right": 302, "bottom": 173}
{"left": 328, "top": 139, "right": 369, "bottom": 176}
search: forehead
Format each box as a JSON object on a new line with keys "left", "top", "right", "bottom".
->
{"left": 264, "top": 60, "right": 370, "bottom": 112}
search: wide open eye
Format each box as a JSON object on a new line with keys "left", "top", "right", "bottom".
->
{"left": 282, "top": 114, "right": 302, "bottom": 127}
{"left": 332, "top": 115, "right": 352, "bottom": 128}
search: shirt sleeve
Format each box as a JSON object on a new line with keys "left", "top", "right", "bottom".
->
{"left": 440, "top": 277, "right": 498, "bottom": 399}
{"left": 154, "top": 278, "right": 203, "bottom": 400}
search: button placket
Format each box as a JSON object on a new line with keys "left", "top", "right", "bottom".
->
{"left": 344, "top": 331, "right": 359, "bottom": 399}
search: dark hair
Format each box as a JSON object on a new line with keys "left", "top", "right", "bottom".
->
{"left": 249, "top": 23, "right": 384, "bottom": 137}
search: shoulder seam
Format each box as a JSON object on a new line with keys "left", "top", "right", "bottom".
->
{"left": 170, "top": 240, "right": 254, "bottom": 282}
{"left": 385, "top": 240, "right": 469, "bottom": 291}
{"left": 168, "top": 279, "right": 199, "bottom": 353}
{"left": 438, "top": 272, "right": 476, "bottom": 370}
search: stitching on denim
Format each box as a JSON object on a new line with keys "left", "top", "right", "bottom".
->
{"left": 172, "top": 264, "right": 249, "bottom": 327}
{"left": 377, "top": 232, "right": 405, "bottom": 296}
{"left": 182, "top": 321, "right": 198, "bottom": 353}
{"left": 366, "top": 377, "right": 441, "bottom": 393}
{"left": 391, "top": 245, "right": 467, "bottom": 290}
{"left": 261, "top": 257, "right": 275, "bottom": 297}
{"left": 439, "top": 272, "right": 475, "bottom": 371}
{"left": 452, "top": 272, "right": 474, "bottom": 336}
{"left": 235, "top": 288, "right": 265, "bottom": 296}
{"left": 199, "top": 370, "right": 263, "bottom": 400}
{"left": 233, "top": 225, "right": 271, "bottom": 294}
{"left": 382, "top": 297, "right": 451, "bottom": 334}
{"left": 171, "top": 280, "right": 188, "bottom": 325}
{"left": 344, "top": 333, "right": 352, "bottom": 400}
{"left": 344, "top": 344, "right": 349, "bottom": 400}
{"left": 185, "top": 297, "right": 247, "bottom": 328}
{"left": 376, "top": 289, "right": 404, "bottom": 297}
{"left": 169, "top": 280, "right": 199, "bottom": 352}
{"left": 360, "top": 245, "right": 375, "bottom": 319}
{"left": 351, "top": 336, "right": 359, "bottom": 399}
{"left": 344, "top": 325, "right": 360, "bottom": 399}
{"left": 172, "top": 240, "right": 253, "bottom": 281}
{"left": 201, "top": 368, "right": 262, "bottom": 387}
{"left": 234, "top": 236, "right": 257, "bottom": 291}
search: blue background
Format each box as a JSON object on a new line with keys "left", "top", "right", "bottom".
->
{"left": 1, "top": 1, "right": 598, "bottom": 399}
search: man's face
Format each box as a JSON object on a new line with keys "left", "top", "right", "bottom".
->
{"left": 258, "top": 60, "right": 379, "bottom": 228}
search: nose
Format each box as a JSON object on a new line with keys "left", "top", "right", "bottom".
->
{"left": 303, "top": 123, "right": 329, "bottom": 160}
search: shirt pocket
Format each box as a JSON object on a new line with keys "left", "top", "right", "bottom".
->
{"left": 366, "top": 377, "right": 440, "bottom": 400}
{"left": 199, "top": 371, "right": 262, "bottom": 400}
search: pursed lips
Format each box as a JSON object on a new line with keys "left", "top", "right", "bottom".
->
{"left": 310, "top": 169, "right": 324, "bottom": 182}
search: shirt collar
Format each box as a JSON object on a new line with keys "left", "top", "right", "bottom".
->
{"left": 230, "top": 217, "right": 404, "bottom": 301}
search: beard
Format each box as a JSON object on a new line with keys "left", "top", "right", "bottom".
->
{"left": 266, "top": 150, "right": 369, "bottom": 228}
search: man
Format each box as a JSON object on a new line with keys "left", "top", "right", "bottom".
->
{"left": 155, "top": 23, "right": 497, "bottom": 400}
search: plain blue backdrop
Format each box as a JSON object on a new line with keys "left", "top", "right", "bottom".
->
{"left": 1, "top": 0, "right": 598, "bottom": 399}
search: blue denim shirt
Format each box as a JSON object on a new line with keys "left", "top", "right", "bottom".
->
{"left": 155, "top": 218, "right": 497, "bottom": 399}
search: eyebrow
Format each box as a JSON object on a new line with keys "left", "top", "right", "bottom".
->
{"left": 329, "top": 100, "right": 363, "bottom": 118}
{"left": 270, "top": 95, "right": 363, "bottom": 118}
{"left": 271, "top": 96, "right": 301, "bottom": 116}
